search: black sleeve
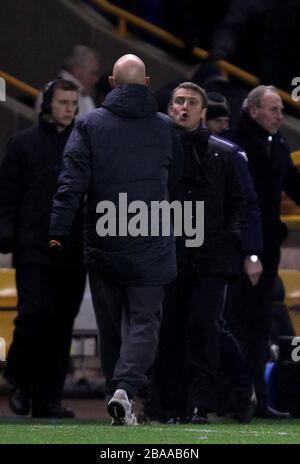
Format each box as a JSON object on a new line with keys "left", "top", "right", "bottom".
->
{"left": 223, "top": 151, "right": 246, "bottom": 242}
{"left": 0, "top": 137, "right": 24, "bottom": 246}
{"left": 49, "top": 121, "right": 92, "bottom": 237}
{"left": 158, "top": 112, "right": 184, "bottom": 189}
{"left": 233, "top": 149, "right": 263, "bottom": 256}
{"left": 168, "top": 127, "right": 184, "bottom": 189}
{"left": 283, "top": 155, "right": 300, "bottom": 206}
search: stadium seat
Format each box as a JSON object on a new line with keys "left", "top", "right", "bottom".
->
{"left": 291, "top": 151, "right": 300, "bottom": 165}
{"left": 278, "top": 269, "right": 300, "bottom": 336}
{"left": 281, "top": 151, "right": 300, "bottom": 221}
{"left": 0, "top": 268, "right": 18, "bottom": 353}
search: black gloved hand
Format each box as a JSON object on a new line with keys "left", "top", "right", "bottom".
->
{"left": 48, "top": 236, "right": 65, "bottom": 263}
{"left": 0, "top": 236, "right": 14, "bottom": 254}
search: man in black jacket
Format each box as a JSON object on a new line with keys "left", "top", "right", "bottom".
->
{"left": 49, "top": 54, "right": 183, "bottom": 425}
{"left": 147, "top": 82, "right": 246, "bottom": 424}
{"left": 227, "top": 85, "right": 300, "bottom": 418}
{"left": 0, "top": 79, "right": 86, "bottom": 418}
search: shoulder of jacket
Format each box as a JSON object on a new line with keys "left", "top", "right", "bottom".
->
{"left": 75, "top": 107, "right": 107, "bottom": 132}
{"left": 9, "top": 125, "right": 40, "bottom": 146}
{"left": 209, "top": 134, "right": 237, "bottom": 158}
{"left": 210, "top": 134, "right": 237, "bottom": 150}
{"left": 157, "top": 112, "right": 173, "bottom": 127}
{"left": 209, "top": 134, "right": 248, "bottom": 161}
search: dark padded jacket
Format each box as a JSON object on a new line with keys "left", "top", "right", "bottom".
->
{"left": 50, "top": 84, "right": 183, "bottom": 285}
{"left": 170, "top": 127, "right": 246, "bottom": 276}
{"left": 0, "top": 118, "right": 84, "bottom": 267}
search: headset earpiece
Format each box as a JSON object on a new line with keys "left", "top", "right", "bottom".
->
{"left": 41, "top": 78, "right": 62, "bottom": 114}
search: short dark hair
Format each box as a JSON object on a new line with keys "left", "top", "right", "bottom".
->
{"left": 41, "top": 78, "right": 79, "bottom": 114}
{"left": 170, "top": 82, "right": 208, "bottom": 109}
{"left": 52, "top": 79, "right": 79, "bottom": 94}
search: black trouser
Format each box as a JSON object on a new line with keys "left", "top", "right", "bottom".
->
{"left": 89, "top": 272, "right": 163, "bottom": 399}
{"left": 147, "top": 274, "right": 225, "bottom": 419}
{"left": 4, "top": 264, "right": 85, "bottom": 409}
{"left": 224, "top": 272, "right": 276, "bottom": 409}
{"left": 218, "top": 284, "right": 253, "bottom": 392}
{"left": 218, "top": 315, "right": 253, "bottom": 389}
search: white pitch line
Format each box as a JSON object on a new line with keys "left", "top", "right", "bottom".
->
{"left": 151, "top": 425, "right": 299, "bottom": 438}
{"left": 182, "top": 428, "right": 299, "bottom": 437}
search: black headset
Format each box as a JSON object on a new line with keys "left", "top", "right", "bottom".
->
{"left": 41, "top": 78, "right": 63, "bottom": 114}
{"left": 41, "top": 77, "right": 79, "bottom": 115}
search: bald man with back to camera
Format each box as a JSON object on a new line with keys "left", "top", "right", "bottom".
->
{"left": 49, "top": 54, "right": 183, "bottom": 426}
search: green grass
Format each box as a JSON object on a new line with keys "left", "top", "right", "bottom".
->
{"left": 0, "top": 418, "right": 300, "bottom": 444}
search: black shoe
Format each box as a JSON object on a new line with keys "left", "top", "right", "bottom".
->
{"left": 32, "top": 401, "right": 75, "bottom": 419}
{"left": 9, "top": 388, "right": 31, "bottom": 416}
{"left": 165, "top": 416, "right": 182, "bottom": 425}
{"left": 255, "top": 405, "right": 290, "bottom": 419}
{"left": 190, "top": 407, "right": 210, "bottom": 425}
{"left": 231, "top": 385, "right": 257, "bottom": 424}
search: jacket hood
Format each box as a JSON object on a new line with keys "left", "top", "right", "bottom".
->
{"left": 102, "top": 84, "right": 158, "bottom": 118}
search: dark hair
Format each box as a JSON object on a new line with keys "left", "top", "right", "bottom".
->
{"left": 41, "top": 78, "right": 79, "bottom": 114}
{"left": 170, "top": 82, "right": 208, "bottom": 109}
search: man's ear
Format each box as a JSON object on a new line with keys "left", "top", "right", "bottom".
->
{"left": 145, "top": 76, "right": 150, "bottom": 86}
{"left": 248, "top": 104, "right": 258, "bottom": 119}
{"left": 109, "top": 76, "right": 115, "bottom": 88}
{"left": 201, "top": 108, "right": 207, "bottom": 123}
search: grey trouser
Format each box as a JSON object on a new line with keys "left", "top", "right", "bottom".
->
{"left": 89, "top": 271, "right": 163, "bottom": 398}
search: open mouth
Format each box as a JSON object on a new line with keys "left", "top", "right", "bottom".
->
{"left": 180, "top": 112, "right": 188, "bottom": 121}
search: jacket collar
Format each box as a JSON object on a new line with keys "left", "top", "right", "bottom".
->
{"left": 179, "top": 125, "right": 210, "bottom": 148}
{"left": 238, "top": 111, "right": 280, "bottom": 141}
{"left": 38, "top": 114, "right": 74, "bottom": 135}
{"left": 102, "top": 84, "right": 157, "bottom": 118}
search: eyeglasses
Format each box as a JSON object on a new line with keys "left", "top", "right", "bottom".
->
{"left": 173, "top": 96, "right": 202, "bottom": 106}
